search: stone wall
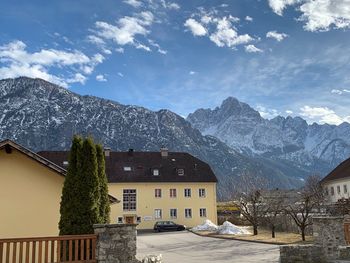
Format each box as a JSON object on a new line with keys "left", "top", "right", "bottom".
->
{"left": 313, "top": 216, "right": 347, "bottom": 259}
{"left": 280, "top": 245, "right": 326, "bottom": 263}
{"left": 93, "top": 224, "right": 139, "bottom": 263}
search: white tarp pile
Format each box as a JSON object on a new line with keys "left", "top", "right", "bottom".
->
{"left": 191, "top": 219, "right": 218, "bottom": 231}
{"left": 216, "top": 221, "right": 251, "bottom": 235}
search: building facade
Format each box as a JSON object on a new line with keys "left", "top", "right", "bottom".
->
{"left": 40, "top": 148, "right": 218, "bottom": 229}
{"left": 321, "top": 157, "right": 350, "bottom": 203}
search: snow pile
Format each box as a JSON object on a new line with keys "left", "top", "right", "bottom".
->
{"left": 192, "top": 219, "right": 218, "bottom": 231}
{"left": 216, "top": 221, "right": 251, "bottom": 235}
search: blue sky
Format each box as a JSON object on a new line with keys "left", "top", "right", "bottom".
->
{"left": 1, "top": 0, "right": 350, "bottom": 125}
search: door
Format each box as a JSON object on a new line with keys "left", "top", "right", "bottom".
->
{"left": 345, "top": 223, "right": 350, "bottom": 245}
{"left": 125, "top": 216, "right": 135, "bottom": 224}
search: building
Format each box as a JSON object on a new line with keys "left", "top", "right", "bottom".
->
{"left": 0, "top": 139, "right": 118, "bottom": 238}
{"left": 0, "top": 139, "right": 68, "bottom": 238}
{"left": 321, "top": 157, "right": 350, "bottom": 203}
{"left": 39, "top": 148, "right": 218, "bottom": 229}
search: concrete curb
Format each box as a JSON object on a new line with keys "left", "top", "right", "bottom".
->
{"left": 188, "top": 229, "right": 294, "bottom": 245}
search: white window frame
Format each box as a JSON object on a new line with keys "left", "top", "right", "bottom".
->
{"left": 123, "top": 189, "right": 136, "bottom": 211}
{"left": 185, "top": 208, "right": 192, "bottom": 218}
{"left": 117, "top": 217, "right": 123, "bottom": 224}
{"left": 344, "top": 184, "right": 348, "bottom": 194}
{"left": 331, "top": 186, "right": 335, "bottom": 196}
{"left": 184, "top": 188, "right": 191, "bottom": 197}
{"left": 177, "top": 168, "right": 185, "bottom": 176}
{"left": 155, "top": 209, "right": 162, "bottom": 219}
{"left": 155, "top": 188, "right": 162, "bottom": 198}
{"left": 170, "top": 188, "right": 177, "bottom": 198}
{"left": 123, "top": 166, "right": 132, "bottom": 171}
{"left": 170, "top": 209, "right": 177, "bottom": 219}
{"left": 200, "top": 208, "right": 207, "bottom": 217}
{"left": 199, "top": 188, "right": 206, "bottom": 198}
{"left": 153, "top": 169, "right": 160, "bottom": 176}
{"left": 337, "top": 185, "right": 341, "bottom": 194}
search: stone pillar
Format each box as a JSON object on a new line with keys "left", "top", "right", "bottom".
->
{"left": 93, "top": 224, "right": 139, "bottom": 263}
{"left": 313, "top": 216, "right": 347, "bottom": 260}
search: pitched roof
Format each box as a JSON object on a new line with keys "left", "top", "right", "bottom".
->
{"left": 321, "top": 157, "right": 350, "bottom": 183}
{"left": 0, "top": 139, "right": 66, "bottom": 176}
{"left": 1, "top": 139, "right": 119, "bottom": 203}
{"left": 38, "top": 150, "right": 218, "bottom": 183}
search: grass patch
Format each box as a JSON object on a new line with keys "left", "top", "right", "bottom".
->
{"left": 193, "top": 226, "right": 313, "bottom": 245}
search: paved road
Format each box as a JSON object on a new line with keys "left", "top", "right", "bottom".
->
{"left": 137, "top": 231, "right": 280, "bottom": 263}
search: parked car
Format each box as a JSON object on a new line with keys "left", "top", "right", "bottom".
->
{"left": 153, "top": 221, "right": 186, "bottom": 232}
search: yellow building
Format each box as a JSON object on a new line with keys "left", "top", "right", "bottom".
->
{"left": 40, "top": 148, "right": 218, "bottom": 229}
{"left": 0, "top": 140, "right": 66, "bottom": 238}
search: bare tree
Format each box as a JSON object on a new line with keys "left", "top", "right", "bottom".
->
{"left": 284, "top": 175, "right": 325, "bottom": 241}
{"left": 261, "top": 189, "right": 286, "bottom": 238}
{"left": 233, "top": 173, "right": 268, "bottom": 235}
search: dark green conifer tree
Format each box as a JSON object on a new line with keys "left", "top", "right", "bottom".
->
{"left": 96, "top": 144, "right": 110, "bottom": 223}
{"left": 59, "top": 135, "right": 82, "bottom": 235}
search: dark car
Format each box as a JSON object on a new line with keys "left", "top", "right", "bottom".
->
{"left": 153, "top": 221, "right": 186, "bottom": 232}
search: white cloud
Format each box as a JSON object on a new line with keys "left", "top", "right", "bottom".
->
{"left": 331, "top": 89, "right": 350, "bottom": 95}
{"left": 94, "top": 11, "right": 154, "bottom": 48}
{"left": 300, "top": 0, "right": 350, "bottom": 31}
{"left": 184, "top": 18, "right": 207, "bottom": 36}
{"left": 245, "top": 44, "right": 263, "bottom": 53}
{"left": 268, "top": 0, "right": 350, "bottom": 32}
{"left": 118, "top": 72, "right": 124, "bottom": 77}
{"left": 96, "top": 74, "right": 107, "bottom": 82}
{"left": 300, "top": 105, "right": 350, "bottom": 125}
{"left": 189, "top": 71, "right": 196, "bottom": 75}
{"left": 0, "top": 40, "right": 102, "bottom": 87}
{"left": 209, "top": 17, "right": 253, "bottom": 48}
{"left": 123, "top": 0, "right": 142, "bottom": 8}
{"left": 185, "top": 10, "right": 253, "bottom": 49}
{"left": 245, "top": 16, "right": 253, "bottom": 21}
{"left": 87, "top": 35, "right": 105, "bottom": 46}
{"left": 160, "top": 0, "right": 180, "bottom": 10}
{"left": 115, "top": 47, "right": 125, "bottom": 53}
{"left": 135, "top": 43, "right": 151, "bottom": 51}
{"left": 268, "top": 0, "right": 301, "bottom": 16}
{"left": 148, "top": 39, "right": 167, "bottom": 54}
{"left": 266, "top": 31, "right": 288, "bottom": 41}
{"left": 256, "top": 105, "right": 280, "bottom": 119}
{"left": 286, "top": 110, "right": 293, "bottom": 114}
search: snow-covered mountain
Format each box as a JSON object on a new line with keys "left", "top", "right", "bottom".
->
{"left": 0, "top": 77, "right": 308, "bottom": 200}
{"left": 187, "top": 97, "right": 350, "bottom": 178}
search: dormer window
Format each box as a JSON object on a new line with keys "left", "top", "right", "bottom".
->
{"left": 62, "top": 161, "right": 68, "bottom": 166}
{"left": 153, "top": 169, "right": 160, "bottom": 176}
{"left": 123, "top": 166, "right": 132, "bottom": 171}
{"left": 177, "top": 168, "right": 185, "bottom": 176}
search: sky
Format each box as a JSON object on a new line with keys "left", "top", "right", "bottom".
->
{"left": 1, "top": 0, "right": 350, "bottom": 125}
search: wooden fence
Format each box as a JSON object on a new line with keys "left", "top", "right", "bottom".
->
{"left": 0, "top": 234, "right": 97, "bottom": 263}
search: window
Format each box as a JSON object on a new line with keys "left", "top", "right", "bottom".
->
{"left": 325, "top": 187, "right": 329, "bottom": 196}
{"left": 117, "top": 217, "right": 123, "bottom": 224}
{"left": 184, "top": 188, "right": 191, "bottom": 197}
{"left": 331, "top": 186, "right": 335, "bottom": 196}
{"left": 63, "top": 161, "right": 68, "bottom": 166}
{"left": 199, "top": 188, "right": 206, "bottom": 197}
{"left": 337, "top": 185, "right": 341, "bottom": 194}
{"left": 177, "top": 168, "right": 185, "bottom": 176}
{"left": 137, "top": 217, "right": 141, "bottom": 223}
{"left": 344, "top": 185, "right": 348, "bottom": 194}
{"left": 170, "top": 209, "right": 177, "bottom": 219}
{"left": 155, "top": 209, "right": 162, "bottom": 219}
{"left": 123, "top": 166, "right": 132, "bottom": 171}
{"left": 170, "top": 189, "right": 177, "bottom": 198}
{"left": 200, "top": 208, "right": 207, "bottom": 217}
{"left": 185, "top": 208, "right": 192, "bottom": 218}
{"left": 153, "top": 169, "right": 160, "bottom": 176}
{"left": 155, "top": 189, "right": 162, "bottom": 198}
{"left": 123, "top": 189, "right": 136, "bottom": 211}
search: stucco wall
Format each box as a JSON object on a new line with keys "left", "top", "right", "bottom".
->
{"left": 323, "top": 178, "right": 350, "bottom": 203}
{"left": 109, "top": 182, "right": 217, "bottom": 229}
{"left": 0, "top": 148, "right": 64, "bottom": 238}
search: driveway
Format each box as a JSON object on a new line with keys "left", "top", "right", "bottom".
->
{"left": 137, "top": 231, "right": 280, "bottom": 263}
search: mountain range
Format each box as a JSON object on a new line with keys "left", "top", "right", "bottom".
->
{"left": 1, "top": 77, "right": 348, "bottom": 199}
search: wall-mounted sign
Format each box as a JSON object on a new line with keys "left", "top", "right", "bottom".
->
{"left": 144, "top": 216, "right": 153, "bottom": 221}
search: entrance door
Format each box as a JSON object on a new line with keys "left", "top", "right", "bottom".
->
{"left": 125, "top": 216, "right": 135, "bottom": 224}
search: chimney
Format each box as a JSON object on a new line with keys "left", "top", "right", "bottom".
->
{"left": 104, "top": 147, "right": 111, "bottom": 157}
{"left": 128, "top": 148, "right": 134, "bottom": 156}
{"left": 160, "top": 147, "right": 168, "bottom": 158}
